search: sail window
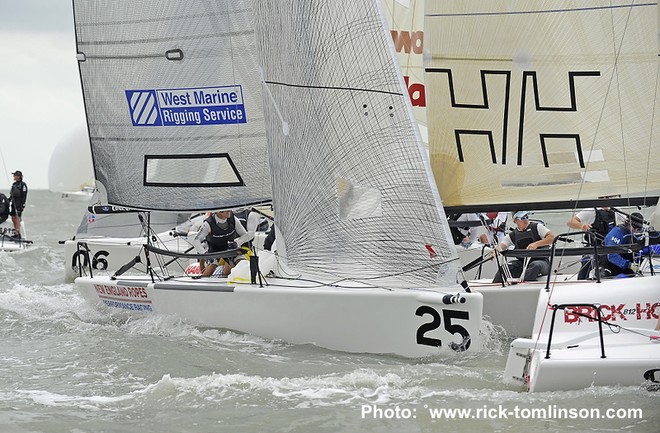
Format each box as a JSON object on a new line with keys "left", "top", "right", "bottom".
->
{"left": 144, "top": 153, "right": 244, "bottom": 187}
{"left": 337, "top": 178, "right": 382, "bottom": 220}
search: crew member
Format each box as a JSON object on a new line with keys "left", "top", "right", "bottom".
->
{"left": 491, "top": 211, "right": 556, "bottom": 283}
{"left": 9, "top": 170, "right": 28, "bottom": 238}
{"left": 192, "top": 209, "right": 253, "bottom": 277}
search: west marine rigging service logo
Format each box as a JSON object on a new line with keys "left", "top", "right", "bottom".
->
{"left": 125, "top": 85, "right": 247, "bottom": 127}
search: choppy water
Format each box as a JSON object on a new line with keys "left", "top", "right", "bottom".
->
{"left": 0, "top": 191, "right": 657, "bottom": 433}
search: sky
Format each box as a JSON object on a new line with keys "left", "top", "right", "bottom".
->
{"left": 0, "top": 0, "right": 87, "bottom": 190}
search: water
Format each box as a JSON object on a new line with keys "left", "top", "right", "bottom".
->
{"left": 1, "top": 191, "right": 657, "bottom": 433}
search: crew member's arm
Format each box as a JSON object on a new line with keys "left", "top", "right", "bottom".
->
{"left": 527, "top": 225, "right": 555, "bottom": 250}
{"left": 233, "top": 216, "right": 252, "bottom": 246}
{"left": 566, "top": 215, "right": 590, "bottom": 231}
{"left": 191, "top": 222, "right": 210, "bottom": 253}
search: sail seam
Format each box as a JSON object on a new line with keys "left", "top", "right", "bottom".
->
{"left": 264, "top": 80, "right": 403, "bottom": 97}
{"left": 426, "top": 3, "right": 655, "bottom": 18}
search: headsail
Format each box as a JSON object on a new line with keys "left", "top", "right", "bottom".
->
{"left": 425, "top": 1, "right": 660, "bottom": 211}
{"left": 253, "top": 0, "right": 461, "bottom": 286}
{"left": 73, "top": 0, "right": 271, "bottom": 211}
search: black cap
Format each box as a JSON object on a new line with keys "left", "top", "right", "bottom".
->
{"left": 12, "top": 170, "right": 22, "bottom": 176}
{"left": 629, "top": 212, "right": 644, "bottom": 230}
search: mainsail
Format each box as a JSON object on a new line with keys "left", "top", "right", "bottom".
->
{"left": 382, "top": 0, "right": 428, "bottom": 145}
{"left": 425, "top": 1, "right": 660, "bottom": 212}
{"left": 253, "top": 0, "right": 461, "bottom": 286}
{"left": 73, "top": 0, "right": 271, "bottom": 211}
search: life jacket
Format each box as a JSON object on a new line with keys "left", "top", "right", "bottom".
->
{"left": 205, "top": 215, "right": 237, "bottom": 253}
{"left": 508, "top": 222, "right": 547, "bottom": 262}
{"left": 10, "top": 181, "right": 27, "bottom": 206}
{"left": 587, "top": 208, "right": 616, "bottom": 245}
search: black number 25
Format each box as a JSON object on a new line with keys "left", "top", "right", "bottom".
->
{"left": 415, "top": 306, "right": 471, "bottom": 351}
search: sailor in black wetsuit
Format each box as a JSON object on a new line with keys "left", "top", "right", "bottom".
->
{"left": 492, "top": 210, "right": 556, "bottom": 284}
{"left": 9, "top": 170, "right": 28, "bottom": 238}
{"left": 192, "top": 210, "right": 253, "bottom": 277}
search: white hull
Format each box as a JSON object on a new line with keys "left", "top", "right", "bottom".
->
{"left": 458, "top": 244, "right": 584, "bottom": 280}
{"left": 64, "top": 231, "right": 270, "bottom": 281}
{"left": 504, "top": 278, "right": 660, "bottom": 391}
{"left": 63, "top": 232, "right": 194, "bottom": 281}
{"left": 0, "top": 220, "right": 30, "bottom": 252}
{"left": 470, "top": 255, "right": 660, "bottom": 337}
{"left": 60, "top": 191, "right": 94, "bottom": 201}
{"left": 75, "top": 274, "right": 483, "bottom": 358}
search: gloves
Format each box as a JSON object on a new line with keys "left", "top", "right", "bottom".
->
{"left": 629, "top": 262, "right": 639, "bottom": 273}
{"left": 227, "top": 241, "right": 238, "bottom": 250}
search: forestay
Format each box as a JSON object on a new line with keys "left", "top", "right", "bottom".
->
{"left": 425, "top": 1, "right": 660, "bottom": 211}
{"left": 73, "top": 0, "right": 271, "bottom": 211}
{"left": 253, "top": 0, "right": 461, "bottom": 287}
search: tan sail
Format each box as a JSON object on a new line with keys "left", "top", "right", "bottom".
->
{"left": 425, "top": 1, "right": 660, "bottom": 209}
{"left": 382, "top": 0, "right": 428, "bottom": 145}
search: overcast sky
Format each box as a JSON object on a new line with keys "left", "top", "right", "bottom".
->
{"left": 0, "top": 0, "right": 87, "bottom": 190}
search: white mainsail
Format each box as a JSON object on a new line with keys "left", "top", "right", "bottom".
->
{"left": 48, "top": 127, "right": 94, "bottom": 194}
{"left": 74, "top": 0, "right": 271, "bottom": 211}
{"left": 254, "top": 0, "right": 461, "bottom": 286}
{"left": 425, "top": 1, "right": 660, "bottom": 210}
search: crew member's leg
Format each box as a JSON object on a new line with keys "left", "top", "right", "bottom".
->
{"left": 523, "top": 260, "right": 550, "bottom": 282}
{"left": 492, "top": 260, "right": 523, "bottom": 283}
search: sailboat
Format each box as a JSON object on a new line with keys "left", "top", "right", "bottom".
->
{"left": 48, "top": 127, "right": 95, "bottom": 200}
{"left": 71, "top": 0, "right": 483, "bottom": 357}
{"left": 61, "top": 186, "right": 199, "bottom": 282}
{"left": 423, "top": 1, "right": 660, "bottom": 388}
{"left": 0, "top": 219, "right": 30, "bottom": 252}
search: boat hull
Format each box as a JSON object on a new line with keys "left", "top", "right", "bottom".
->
{"left": 0, "top": 220, "right": 30, "bottom": 252}
{"left": 75, "top": 275, "right": 483, "bottom": 358}
{"left": 503, "top": 277, "right": 660, "bottom": 391}
{"left": 64, "top": 231, "right": 270, "bottom": 281}
{"left": 63, "top": 234, "right": 192, "bottom": 281}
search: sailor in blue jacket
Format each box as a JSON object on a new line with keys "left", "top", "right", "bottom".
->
{"left": 603, "top": 212, "right": 645, "bottom": 276}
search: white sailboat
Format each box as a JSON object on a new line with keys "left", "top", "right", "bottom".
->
{"left": 71, "top": 0, "right": 483, "bottom": 357}
{"left": 62, "top": 0, "right": 422, "bottom": 282}
{"left": 61, "top": 183, "right": 205, "bottom": 282}
{"left": 0, "top": 220, "right": 30, "bottom": 252}
{"left": 48, "top": 127, "right": 96, "bottom": 199}
{"left": 423, "top": 1, "right": 660, "bottom": 389}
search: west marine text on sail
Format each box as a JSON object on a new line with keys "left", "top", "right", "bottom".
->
{"left": 125, "top": 85, "right": 247, "bottom": 127}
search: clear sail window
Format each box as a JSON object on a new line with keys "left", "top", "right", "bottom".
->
{"left": 144, "top": 153, "right": 244, "bottom": 187}
{"left": 337, "top": 178, "right": 383, "bottom": 219}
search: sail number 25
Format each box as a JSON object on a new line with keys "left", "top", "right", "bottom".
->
{"left": 415, "top": 306, "right": 471, "bottom": 351}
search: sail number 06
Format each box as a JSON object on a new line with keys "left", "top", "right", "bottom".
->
{"left": 415, "top": 306, "right": 471, "bottom": 351}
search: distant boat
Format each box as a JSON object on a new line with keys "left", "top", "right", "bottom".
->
{"left": 60, "top": 182, "right": 96, "bottom": 201}
{"left": 48, "top": 127, "right": 95, "bottom": 198}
